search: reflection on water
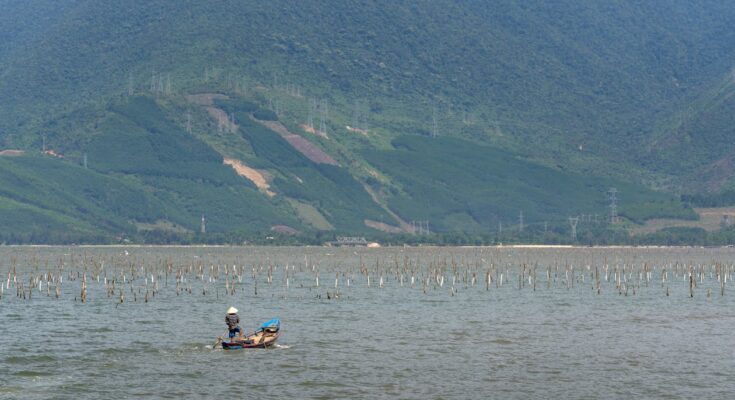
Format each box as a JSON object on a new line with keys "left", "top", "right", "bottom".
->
{"left": 1, "top": 246, "right": 734, "bottom": 399}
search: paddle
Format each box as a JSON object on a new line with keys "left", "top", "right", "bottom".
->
{"left": 211, "top": 330, "right": 228, "bottom": 350}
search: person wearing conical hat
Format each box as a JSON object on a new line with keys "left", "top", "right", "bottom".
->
{"left": 225, "top": 306, "right": 244, "bottom": 341}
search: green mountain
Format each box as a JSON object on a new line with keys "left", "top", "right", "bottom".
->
{"left": 1, "top": 1, "right": 732, "bottom": 242}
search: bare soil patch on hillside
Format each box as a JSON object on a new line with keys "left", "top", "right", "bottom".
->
{"left": 224, "top": 158, "right": 275, "bottom": 197}
{"left": 346, "top": 125, "right": 369, "bottom": 136}
{"left": 283, "top": 134, "right": 338, "bottom": 165}
{"left": 271, "top": 225, "right": 299, "bottom": 235}
{"left": 300, "top": 124, "right": 328, "bottom": 139}
{"left": 256, "top": 120, "right": 338, "bottom": 165}
{"left": 186, "top": 93, "right": 238, "bottom": 133}
{"left": 0, "top": 150, "right": 25, "bottom": 156}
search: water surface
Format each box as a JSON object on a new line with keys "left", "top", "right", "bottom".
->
{"left": 1, "top": 246, "right": 733, "bottom": 399}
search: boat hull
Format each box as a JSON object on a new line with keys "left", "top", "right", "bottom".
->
{"left": 222, "top": 319, "right": 281, "bottom": 350}
{"left": 222, "top": 332, "right": 279, "bottom": 350}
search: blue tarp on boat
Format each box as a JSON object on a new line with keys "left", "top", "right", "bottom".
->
{"left": 260, "top": 318, "right": 280, "bottom": 330}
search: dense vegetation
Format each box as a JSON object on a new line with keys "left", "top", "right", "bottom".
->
{"left": 0, "top": 154, "right": 161, "bottom": 241}
{"left": 363, "top": 136, "right": 695, "bottom": 232}
{"left": 1, "top": 1, "right": 734, "bottom": 244}
{"left": 0, "top": 96, "right": 304, "bottom": 239}
{"left": 3, "top": 1, "right": 735, "bottom": 188}
{"left": 682, "top": 190, "right": 735, "bottom": 208}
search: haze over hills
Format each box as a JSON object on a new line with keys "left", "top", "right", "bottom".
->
{"left": 0, "top": 0, "right": 734, "bottom": 243}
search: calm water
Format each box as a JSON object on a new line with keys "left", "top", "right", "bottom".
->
{"left": 1, "top": 246, "right": 734, "bottom": 399}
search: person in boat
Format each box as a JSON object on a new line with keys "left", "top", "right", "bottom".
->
{"left": 225, "top": 306, "right": 244, "bottom": 341}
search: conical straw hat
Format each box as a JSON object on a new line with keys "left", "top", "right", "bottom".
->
{"left": 227, "top": 306, "right": 238, "bottom": 314}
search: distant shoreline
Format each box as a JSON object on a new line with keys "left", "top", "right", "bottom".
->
{"left": 0, "top": 244, "right": 730, "bottom": 249}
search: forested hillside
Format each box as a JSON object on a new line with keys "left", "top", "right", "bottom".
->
{"left": 0, "top": 1, "right": 733, "bottom": 243}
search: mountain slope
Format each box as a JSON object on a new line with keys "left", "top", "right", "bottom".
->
{"left": 0, "top": 154, "right": 166, "bottom": 241}
{"left": 2, "top": 0, "right": 735, "bottom": 183}
{"left": 1, "top": 1, "right": 733, "bottom": 242}
{"left": 363, "top": 136, "right": 693, "bottom": 232}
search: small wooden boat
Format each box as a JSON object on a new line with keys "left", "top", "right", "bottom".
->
{"left": 222, "top": 319, "right": 281, "bottom": 350}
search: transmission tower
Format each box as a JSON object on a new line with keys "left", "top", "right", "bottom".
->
{"left": 319, "top": 99, "right": 328, "bottom": 135}
{"left": 352, "top": 99, "right": 360, "bottom": 130}
{"left": 165, "top": 73, "right": 171, "bottom": 95}
{"left": 128, "top": 73, "right": 134, "bottom": 96}
{"left": 307, "top": 98, "right": 316, "bottom": 130}
{"left": 411, "top": 220, "right": 424, "bottom": 235}
{"left": 240, "top": 76, "right": 253, "bottom": 94}
{"left": 519, "top": 211, "right": 524, "bottom": 233}
{"left": 569, "top": 217, "right": 579, "bottom": 241}
{"left": 608, "top": 188, "right": 619, "bottom": 224}
{"left": 150, "top": 70, "right": 157, "bottom": 93}
{"left": 157, "top": 75, "right": 164, "bottom": 94}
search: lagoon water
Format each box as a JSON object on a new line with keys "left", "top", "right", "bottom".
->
{"left": 1, "top": 246, "right": 734, "bottom": 399}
